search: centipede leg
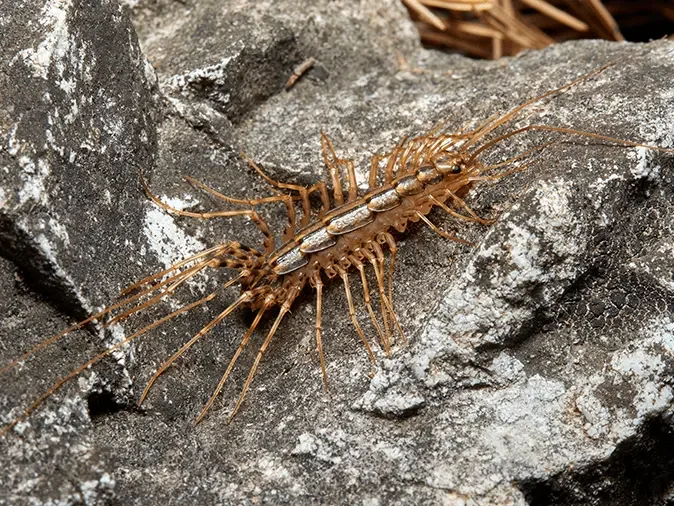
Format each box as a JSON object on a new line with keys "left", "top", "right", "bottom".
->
{"left": 120, "top": 243, "right": 231, "bottom": 296}
{"left": 320, "top": 132, "right": 346, "bottom": 206}
{"left": 308, "top": 182, "right": 331, "bottom": 217}
{"left": 194, "top": 304, "right": 270, "bottom": 425}
{"left": 402, "top": 136, "right": 435, "bottom": 176}
{"left": 430, "top": 193, "right": 494, "bottom": 226}
{"left": 241, "top": 154, "right": 313, "bottom": 229}
{"left": 361, "top": 245, "right": 391, "bottom": 346}
{"left": 105, "top": 258, "right": 221, "bottom": 330}
{"left": 416, "top": 211, "right": 474, "bottom": 246}
{"left": 183, "top": 175, "right": 296, "bottom": 210}
{"left": 335, "top": 265, "right": 376, "bottom": 364}
{"left": 368, "top": 154, "right": 382, "bottom": 190}
{"left": 141, "top": 172, "right": 276, "bottom": 254}
{"left": 385, "top": 136, "right": 408, "bottom": 183}
{"left": 349, "top": 255, "right": 388, "bottom": 354}
{"left": 1, "top": 248, "right": 228, "bottom": 376}
{"left": 370, "top": 241, "right": 406, "bottom": 344}
{"left": 1, "top": 291, "right": 218, "bottom": 437}
{"left": 138, "top": 293, "right": 250, "bottom": 407}
{"left": 323, "top": 134, "right": 359, "bottom": 202}
{"left": 310, "top": 271, "right": 329, "bottom": 390}
{"left": 467, "top": 159, "right": 537, "bottom": 183}
{"left": 185, "top": 176, "right": 299, "bottom": 243}
{"left": 343, "top": 159, "right": 359, "bottom": 202}
{"left": 361, "top": 243, "right": 391, "bottom": 346}
{"left": 379, "top": 233, "right": 398, "bottom": 329}
{"left": 229, "top": 287, "right": 300, "bottom": 422}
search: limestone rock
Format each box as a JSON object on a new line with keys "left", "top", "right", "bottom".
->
{"left": 2, "top": 0, "right": 674, "bottom": 504}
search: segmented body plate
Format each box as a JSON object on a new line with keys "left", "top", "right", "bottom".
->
{"left": 270, "top": 160, "right": 471, "bottom": 277}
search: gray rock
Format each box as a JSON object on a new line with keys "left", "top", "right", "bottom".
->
{"left": 2, "top": 0, "right": 674, "bottom": 504}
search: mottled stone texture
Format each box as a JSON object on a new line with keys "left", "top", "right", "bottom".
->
{"left": 1, "top": 0, "right": 674, "bottom": 504}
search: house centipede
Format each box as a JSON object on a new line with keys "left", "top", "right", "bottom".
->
{"left": 1, "top": 58, "right": 673, "bottom": 437}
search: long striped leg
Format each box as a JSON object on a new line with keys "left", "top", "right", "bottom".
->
{"left": 194, "top": 304, "right": 270, "bottom": 425}
{"left": 228, "top": 287, "right": 300, "bottom": 422}
{"left": 323, "top": 135, "right": 359, "bottom": 202}
{"left": 368, "top": 154, "right": 383, "bottom": 190}
{"left": 138, "top": 293, "right": 250, "bottom": 407}
{"left": 370, "top": 242, "right": 406, "bottom": 344}
{"left": 362, "top": 248, "right": 391, "bottom": 345}
{"left": 141, "top": 173, "right": 276, "bottom": 254}
{"left": 429, "top": 194, "right": 494, "bottom": 226}
{"left": 320, "top": 132, "right": 345, "bottom": 206}
{"left": 184, "top": 175, "right": 298, "bottom": 243}
{"left": 385, "top": 136, "right": 408, "bottom": 183}
{"left": 1, "top": 248, "right": 227, "bottom": 376}
{"left": 307, "top": 182, "right": 331, "bottom": 217}
{"left": 120, "top": 243, "right": 232, "bottom": 296}
{"left": 241, "top": 154, "right": 314, "bottom": 230}
{"left": 1, "top": 291, "right": 217, "bottom": 437}
{"left": 399, "top": 136, "right": 434, "bottom": 177}
{"left": 103, "top": 260, "right": 219, "bottom": 329}
{"left": 378, "top": 233, "right": 399, "bottom": 338}
{"left": 311, "top": 272, "right": 329, "bottom": 390}
{"left": 343, "top": 159, "right": 359, "bottom": 202}
{"left": 335, "top": 265, "right": 376, "bottom": 363}
{"left": 348, "top": 255, "right": 388, "bottom": 354}
{"left": 415, "top": 211, "right": 473, "bottom": 246}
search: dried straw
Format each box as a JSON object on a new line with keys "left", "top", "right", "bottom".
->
{"left": 405, "top": 1, "right": 674, "bottom": 59}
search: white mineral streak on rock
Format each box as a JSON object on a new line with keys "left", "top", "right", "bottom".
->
{"left": 611, "top": 317, "right": 674, "bottom": 419}
{"left": 143, "top": 195, "right": 206, "bottom": 269}
{"left": 167, "top": 55, "right": 236, "bottom": 92}
{"left": 12, "top": 0, "right": 73, "bottom": 80}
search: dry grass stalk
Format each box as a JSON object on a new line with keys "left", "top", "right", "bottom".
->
{"left": 406, "top": 1, "right": 674, "bottom": 59}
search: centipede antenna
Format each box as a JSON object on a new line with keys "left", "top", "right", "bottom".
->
{"left": 138, "top": 293, "right": 250, "bottom": 407}
{"left": 228, "top": 288, "right": 300, "bottom": 422}
{"left": 463, "top": 60, "right": 620, "bottom": 150}
{"left": 194, "top": 303, "right": 270, "bottom": 425}
{"left": 467, "top": 159, "right": 538, "bottom": 183}
{"left": 471, "top": 124, "right": 674, "bottom": 164}
{"left": 0, "top": 292, "right": 217, "bottom": 438}
{"left": 476, "top": 141, "right": 555, "bottom": 171}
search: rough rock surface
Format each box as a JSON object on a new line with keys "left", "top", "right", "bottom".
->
{"left": 1, "top": 0, "right": 674, "bottom": 504}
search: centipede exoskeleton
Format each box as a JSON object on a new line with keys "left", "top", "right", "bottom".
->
{"left": 1, "top": 59, "right": 673, "bottom": 437}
